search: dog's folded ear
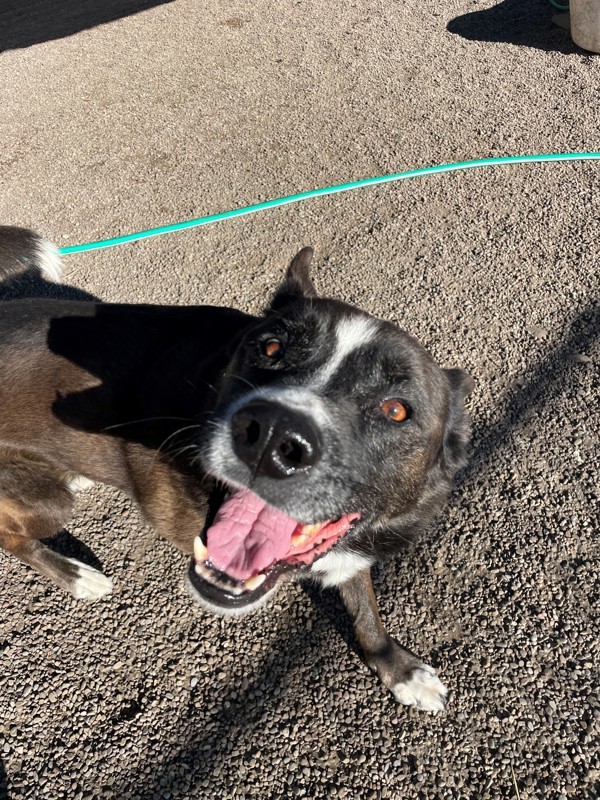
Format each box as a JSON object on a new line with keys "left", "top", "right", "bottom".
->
{"left": 270, "top": 247, "right": 317, "bottom": 309}
{"left": 445, "top": 368, "right": 475, "bottom": 399}
{"left": 441, "top": 368, "right": 474, "bottom": 474}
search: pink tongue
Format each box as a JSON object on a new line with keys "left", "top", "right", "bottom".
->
{"left": 206, "top": 489, "right": 300, "bottom": 581}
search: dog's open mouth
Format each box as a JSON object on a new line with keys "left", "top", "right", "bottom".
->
{"left": 187, "top": 487, "right": 360, "bottom": 609}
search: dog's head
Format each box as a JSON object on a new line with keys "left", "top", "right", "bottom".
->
{"left": 187, "top": 249, "right": 473, "bottom": 613}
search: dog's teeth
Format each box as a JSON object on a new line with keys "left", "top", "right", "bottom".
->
{"left": 300, "top": 523, "right": 322, "bottom": 537}
{"left": 194, "top": 563, "right": 204, "bottom": 577}
{"left": 194, "top": 537, "right": 208, "bottom": 563}
{"left": 291, "top": 532, "right": 309, "bottom": 548}
{"left": 244, "top": 573, "right": 266, "bottom": 591}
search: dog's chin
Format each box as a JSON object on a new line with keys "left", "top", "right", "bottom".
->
{"left": 185, "top": 562, "right": 287, "bottom": 616}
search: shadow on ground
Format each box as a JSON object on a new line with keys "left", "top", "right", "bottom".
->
{"left": 462, "top": 302, "right": 598, "bottom": 480}
{"left": 0, "top": 757, "right": 9, "bottom": 800}
{"left": 0, "top": 267, "right": 97, "bottom": 302}
{"left": 128, "top": 601, "right": 323, "bottom": 799}
{"left": 0, "top": 0, "right": 174, "bottom": 52}
{"left": 447, "top": 0, "right": 578, "bottom": 54}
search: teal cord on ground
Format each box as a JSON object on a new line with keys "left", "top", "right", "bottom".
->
{"left": 58, "top": 152, "right": 600, "bottom": 256}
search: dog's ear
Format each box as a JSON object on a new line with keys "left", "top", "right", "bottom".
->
{"left": 445, "top": 368, "right": 475, "bottom": 398}
{"left": 441, "top": 368, "right": 474, "bottom": 474}
{"left": 271, "top": 247, "right": 317, "bottom": 309}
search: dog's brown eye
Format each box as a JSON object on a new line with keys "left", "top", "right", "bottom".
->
{"left": 380, "top": 398, "right": 409, "bottom": 422}
{"left": 262, "top": 338, "right": 285, "bottom": 359}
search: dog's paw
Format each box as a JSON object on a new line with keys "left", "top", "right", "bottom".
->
{"left": 392, "top": 664, "right": 448, "bottom": 712}
{"left": 67, "top": 559, "right": 114, "bottom": 600}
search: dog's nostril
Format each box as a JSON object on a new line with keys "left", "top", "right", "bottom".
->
{"left": 245, "top": 419, "right": 261, "bottom": 446}
{"left": 279, "top": 439, "right": 305, "bottom": 465}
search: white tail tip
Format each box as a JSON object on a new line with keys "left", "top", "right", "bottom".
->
{"left": 35, "top": 237, "right": 63, "bottom": 283}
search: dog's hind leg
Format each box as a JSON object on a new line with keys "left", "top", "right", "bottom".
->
{"left": 0, "top": 498, "right": 113, "bottom": 600}
{"left": 339, "top": 568, "right": 448, "bottom": 712}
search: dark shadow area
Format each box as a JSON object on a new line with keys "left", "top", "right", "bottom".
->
{"left": 0, "top": 756, "right": 9, "bottom": 800}
{"left": 117, "top": 604, "right": 325, "bottom": 800}
{"left": 0, "top": 261, "right": 251, "bottom": 452}
{"left": 45, "top": 529, "right": 104, "bottom": 572}
{"left": 44, "top": 303, "right": 252, "bottom": 450}
{"left": 447, "top": 0, "right": 578, "bottom": 53}
{"left": 460, "top": 302, "right": 599, "bottom": 485}
{"left": 302, "top": 582, "right": 359, "bottom": 655}
{"left": 0, "top": 266, "right": 98, "bottom": 302}
{"left": 0, "top": 0, "right": 174, "bottom": 52}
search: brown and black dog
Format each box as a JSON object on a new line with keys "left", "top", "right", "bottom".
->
{"left": 0, "top": 225, "right": 472, "bottom": 711}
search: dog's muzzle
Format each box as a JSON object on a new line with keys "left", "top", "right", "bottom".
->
{"left": 231, "top": 400, "right": 321, "bottom": 478}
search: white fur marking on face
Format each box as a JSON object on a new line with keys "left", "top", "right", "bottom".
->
{"left": 311, "top": 315, "right": 379, "bottom": 390}
{"left": 69, "top": 559, "right": 114, "bottom": 600}
{"left": 35, "top": 238, "right": 63, "bottom": 283}
{"left": 392, "top": 665, "right": 448, "bottom": 712}
{"left": 251, "top": 387, "right": 332, "bottom": 428}
{"left": 310, "top": 550, "right": 373, "bottom": 587}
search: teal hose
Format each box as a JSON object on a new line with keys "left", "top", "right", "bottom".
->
{"left": 58, "top": 152, "right": 600, "bottom": 255}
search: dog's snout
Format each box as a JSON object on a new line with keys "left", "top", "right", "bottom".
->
{"left": 231, "top": 400, "right": 320, "bottom": 478}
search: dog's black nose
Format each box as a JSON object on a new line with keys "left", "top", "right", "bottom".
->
{"left": 231, "top": 400, "right": 321, "bottom": 478}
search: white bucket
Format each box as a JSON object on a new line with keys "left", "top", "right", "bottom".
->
{"left": 570, "top": 0, "right": 600, "bottom": 52}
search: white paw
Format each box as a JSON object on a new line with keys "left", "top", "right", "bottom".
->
{"left": 68, "top": 559, "right": 114, "bottom": 599}
{"left": 392, "top": 664, "right": 448, "bottom": 712}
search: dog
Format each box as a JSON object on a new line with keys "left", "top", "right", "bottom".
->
{"left": 0, "top": 225, "right": 472, "bottom": 711}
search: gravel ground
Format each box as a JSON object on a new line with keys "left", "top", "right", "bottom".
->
{"left": 0, "top": 1, "right": 599, "bottom": 798}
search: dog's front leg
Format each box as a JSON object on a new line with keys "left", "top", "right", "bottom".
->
{"left": 339, "top": 568, "right": 448, "bottom": 712}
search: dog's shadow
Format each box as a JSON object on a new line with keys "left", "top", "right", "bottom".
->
{"left": 44, "top": 530, "right": 105, "bottom": 572}
{"left": 0, "top": 266, "right": 99, "bottom": 303}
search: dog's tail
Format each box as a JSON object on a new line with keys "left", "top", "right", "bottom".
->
{"left": 0, "top": 225, "right": 62, "bottom": 283}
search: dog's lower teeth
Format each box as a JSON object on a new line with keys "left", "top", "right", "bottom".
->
{"left": 244, "top": 573, "right": 266, "bottom": 591}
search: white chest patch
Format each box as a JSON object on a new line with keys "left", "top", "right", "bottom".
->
{"left": 311, "top": 315, "right": 379, "bottom": 390}
{"left": 310, "top": 549, "right": 374, "bottom": 587}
